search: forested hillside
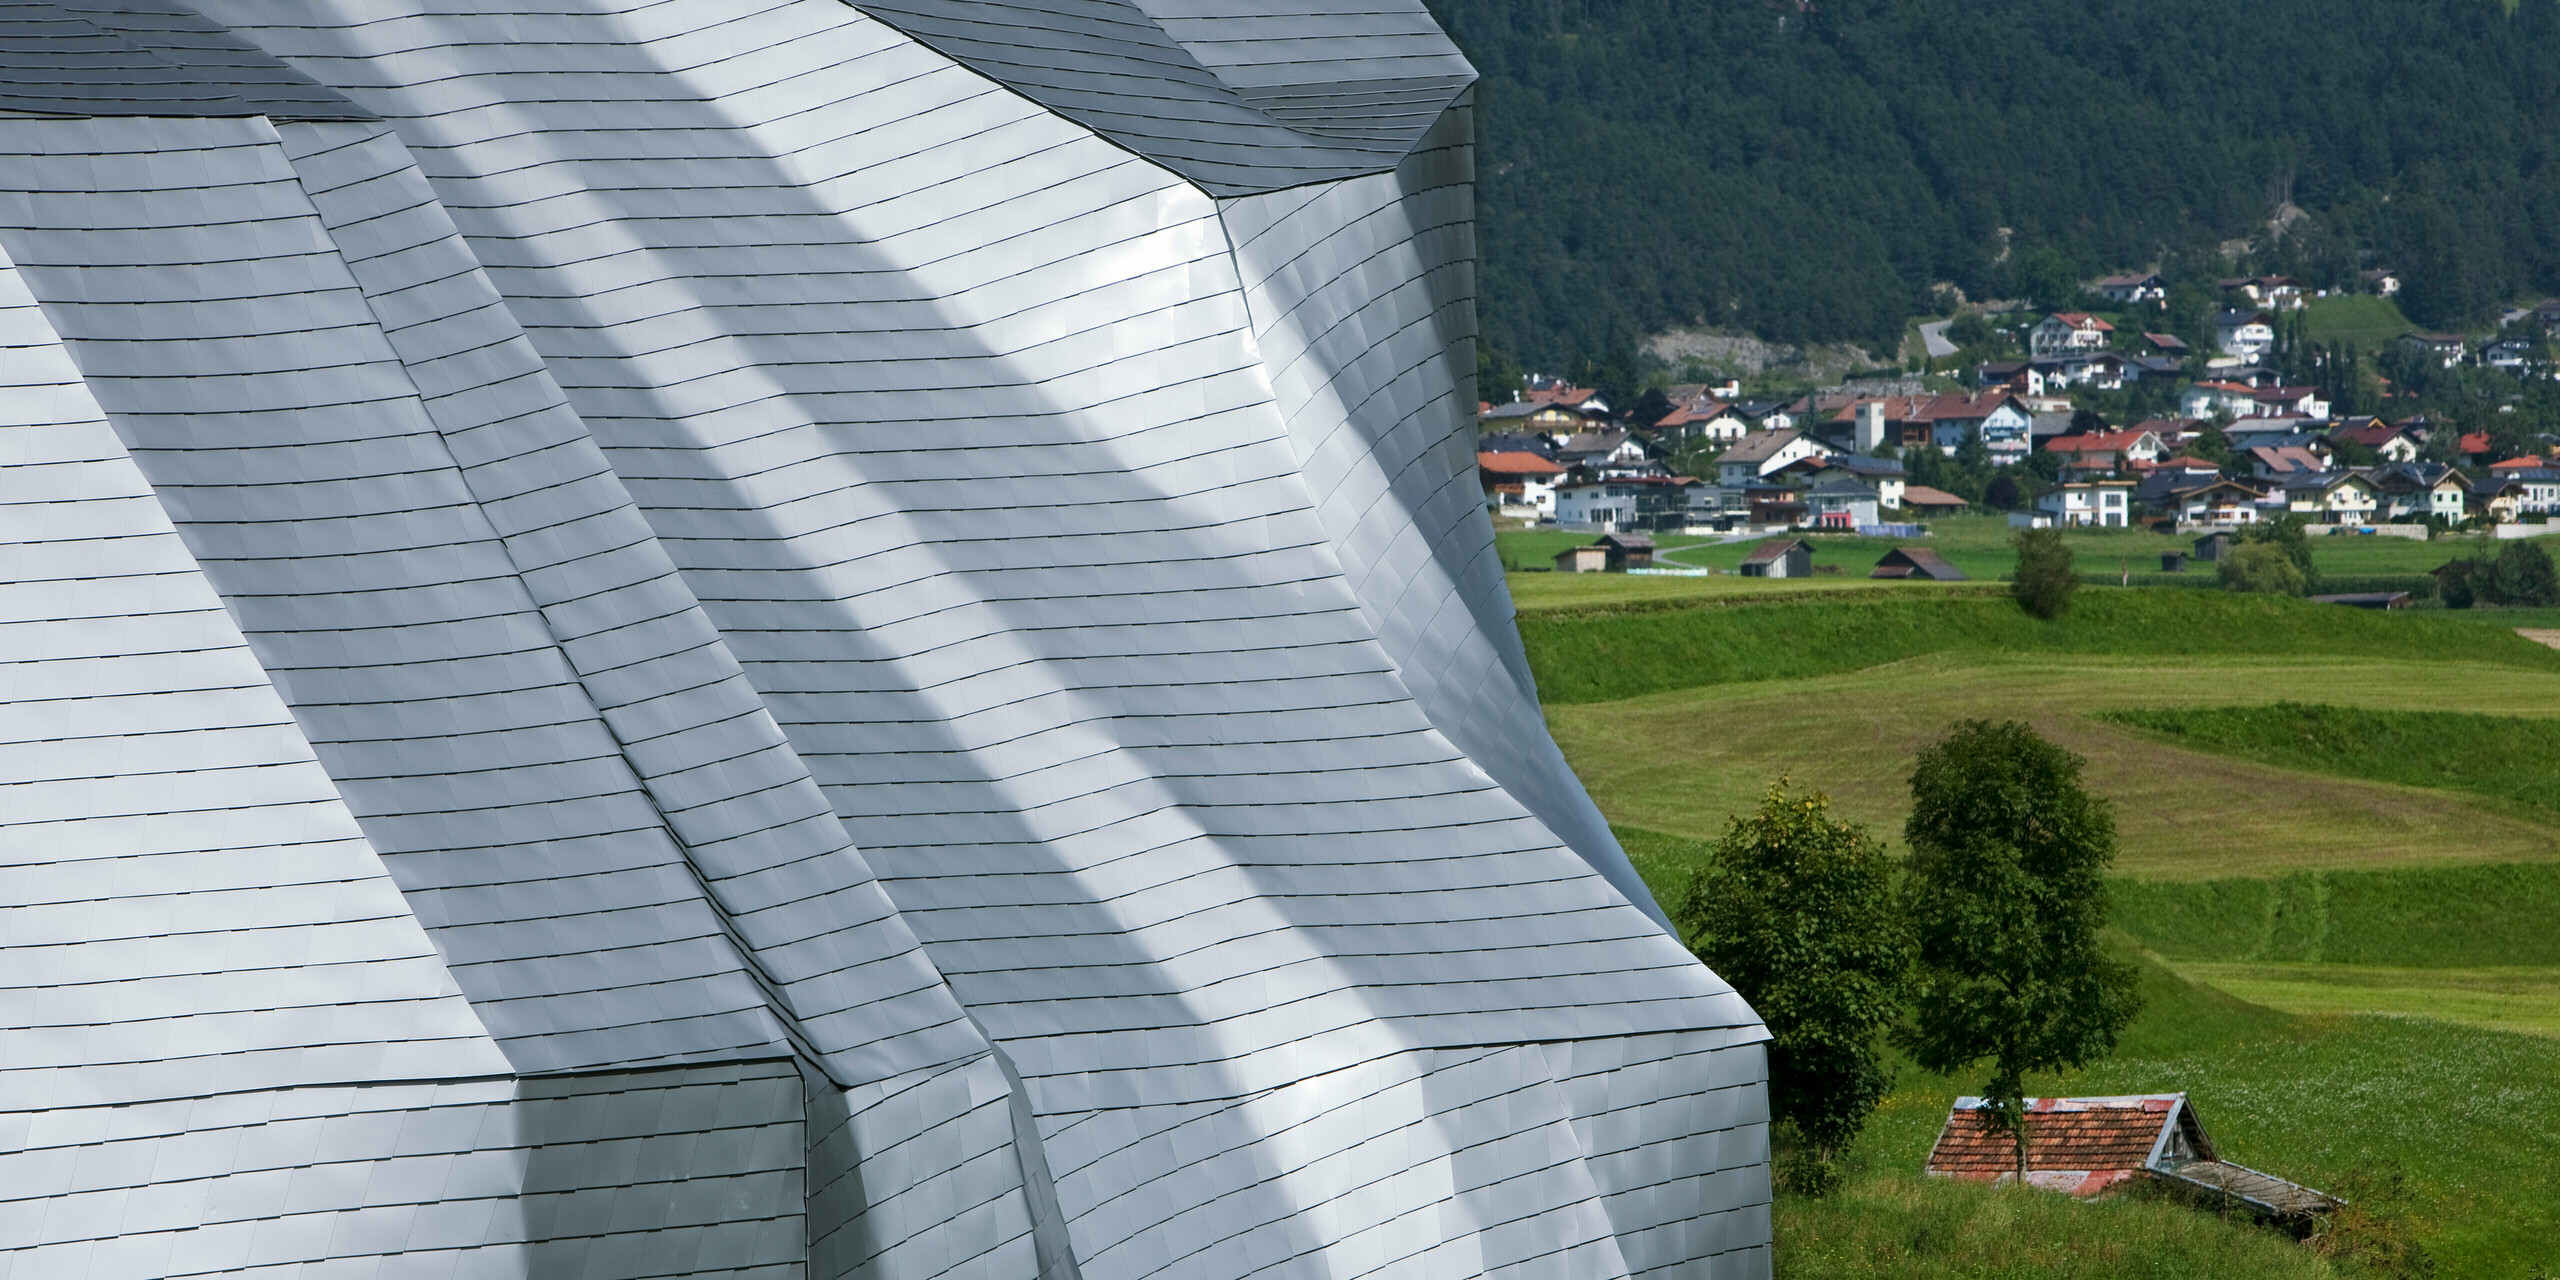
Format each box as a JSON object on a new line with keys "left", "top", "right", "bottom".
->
{"left": 1428, "top": 0, "right": 2560, "bottom": 368}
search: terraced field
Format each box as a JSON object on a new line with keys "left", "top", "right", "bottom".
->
{"left": 1520, "top": 582, "right": 2560, "bottom": 1277}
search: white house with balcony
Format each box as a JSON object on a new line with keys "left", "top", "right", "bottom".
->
{"left": 2214, "top": 311, "right": 2275, "bottom": 360}
{"left": 2035, "top": 479, "right": 2134, "bottom": 527}
{"left": 2029, "top": 312, "right": 2114, "bottom": 356}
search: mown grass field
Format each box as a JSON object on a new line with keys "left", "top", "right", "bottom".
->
{"left": 1528, "top": 584, "right": 2560, "bottom": 1276}
{"left": 2299, "top": 294, "right": 2417, "bottom": 351}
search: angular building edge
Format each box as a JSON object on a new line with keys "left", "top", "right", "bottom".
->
{"left": 0, "top": 1, "right": 1771, "bottom": 1276}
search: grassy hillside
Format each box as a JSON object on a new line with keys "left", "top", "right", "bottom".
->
{"left": 1536, "top": 590, "right": 2560, "bottom": 1275}
{"left": 2300, "top": 294, "right": 2417, "bottom": 351}
{"left": 1627, "top": 821, "right": 2560, "bottom": 1278}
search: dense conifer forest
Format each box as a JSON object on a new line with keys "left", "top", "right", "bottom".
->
{"left": 1428, "top": 0, "right": 2560, "bottom": 370}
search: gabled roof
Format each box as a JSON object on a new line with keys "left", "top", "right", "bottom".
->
{"left": 1871, "top": 547, "right": 1968, "bottom": 581}
{"left": 1558, "top": 430, "right": 1635, "bottom": 455}
{"left": 2248, "top": 445, "right": 2327, "bottom": 475}
{"left": 1480, "top": 398, "right": 1579, "bottom": 422}
{"left": 2045, "top": 429, "right": 2156, "bottom": 455}
{"left": 2461, "top": 431, "right": 2494, "bottom": 454}
{"left": 2190, "top": 380, "right": 2256, "bottom": 395}
{"left": 2332, "top": 420, "right": 2406, "bottom": 448}
{"left": 2143, "top": 332, "right": 2189, "bottom": 351}
{"left": 1901, "top": 485, "right": 1971, "bottom": 508}
{"left": 1927, "top": 1095, "right": 2340, "bottom": 1219}
{"left": 2491, "top": 454, "right": 2552, "bottom": 471}
{"left": 1476, "top": 451, "right": 1565, "bottom": 477}
{"left": 1739, "top": 538, "right": 1811, "bottom": 564}
{"left": 2095, "top": 272, "right": 2165, "bottom": 288}
{"left": 1717, "top": 428, "right": 1810, "bottom": 464}
{"left": 2044, "top": 312, "right": 2114, "bottom": 331}
{"left": 1929, "top": 1096, "right": 2187, "bottom": 1181}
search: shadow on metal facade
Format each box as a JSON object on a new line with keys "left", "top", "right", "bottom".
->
{"left": 0, "top": 2, "right": 1771, "bottom": 1275}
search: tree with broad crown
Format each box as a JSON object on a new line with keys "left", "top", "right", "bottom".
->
{"left": 2010, "top": 527, "right": 2076, "bottom": 619}
{"left": 1676, "top": 781, "right": 1910, "bottom": 1175}
{"left": 1895, "top": 721, "right": 2143, "bottom": 1183}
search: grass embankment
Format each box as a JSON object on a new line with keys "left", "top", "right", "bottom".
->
{"left": 2100, "top": 701, "right": 2560, "bottom": 816}
{"left": 1521, "top": 587, "right": 2560, "bottom": 705}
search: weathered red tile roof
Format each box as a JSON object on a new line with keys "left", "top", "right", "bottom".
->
{"left": 2460, "top": 431, "right": 2493, "bottom": 454}
{"left": 2049, "top": 312, "right": 2114, "bottom": 331}
{"left": 1927, "top": 1096, "right": 2181, "bottom": 1177}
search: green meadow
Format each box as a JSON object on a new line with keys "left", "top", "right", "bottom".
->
{"left": 1527, "top": 582, "right": 2560, "bottom": 1277}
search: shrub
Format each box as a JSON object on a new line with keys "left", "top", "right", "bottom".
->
{"left": 2218, "top": 541, "right": 2306, "bottom": 595}
{"left": 2010, "top": 527, "right": 2076, "bottom": 618}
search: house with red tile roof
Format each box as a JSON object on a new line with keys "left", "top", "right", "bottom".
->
{"left": 1477, "top": 451, "right": 1566, "bottom": 517}
{"left": 2043, "top": 428, "right": 2165, "bottom": 471}
{"left": 1927, "top": 1094, "right": 2339, "bottom": 1219}
{"left": 2029, "top": 312, "right": 2114, "bottom": 356}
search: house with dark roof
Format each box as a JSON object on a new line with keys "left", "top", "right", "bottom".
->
{"left": 2330, "top": 418, "right": 2419, "bottom": 463}
{"left": 2282, "top": 470, "right": 2380, "bottom": 524}
{"left": 2143, "top": 476, "right": 2265, "bottom": 528}
{"left": 2401, "top": 332, "right": 2468, "bottom": 368}
{"left": 1556, "top": 429, "right": 1653, "bottom": 475}
{"left": 2366, "top": 461, "right": 2467, "bottom": 523}
{"left": 1871, "top": 547, "right": 1967, "bottom": 581}
{"left": 2141, "top": 332, "right": 2188, "bottom": 356}
{"left": 1927, "top": 1094, "right": 2340, "bottom": 1220}
{"left": 1478, "top": 397, "right": 1592, "bottom": 436}
{"left": 2248, "top": 444, "right": 2329, "bottom": 480}
{"left": 1805, "top": 475, "right": 1881, "bottom": 529}
{"left": 1716, "top": 428, "right": 1835, "bottom": 486}
{"left": 2092, "top": 273, "right": 2167, "bottom": 304}
{"left": 2218, "top": 275, "right": 2305, "bottom": 309}
{"left": 2213, "top": 311, "right": 2275, "bottom": 360}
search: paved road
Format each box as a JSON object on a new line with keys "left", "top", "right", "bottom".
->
{"left": 1919, "top": 320, "right": 1959, "bottom": 358}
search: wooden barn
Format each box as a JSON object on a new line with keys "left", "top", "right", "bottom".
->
{"left": 1870, "top": 547, "right": 1968, "bottom": 581}
{"left": 1738, "top": 538, "right": 1813, "bottom": 578}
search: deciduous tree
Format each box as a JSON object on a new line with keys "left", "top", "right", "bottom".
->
{"left": 2010, "top": 527, "right": 2076, "bottom": 619}
{"left": 1677, "top": 781, "right": 1911, "bottom": 1177}
{"left": 1896, "top": 721, "right": 2142, "bottom": 1182}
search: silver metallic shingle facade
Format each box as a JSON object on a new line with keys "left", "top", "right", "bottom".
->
{"left": 0, "top": 3, "right": 1771, "bottom": 1275}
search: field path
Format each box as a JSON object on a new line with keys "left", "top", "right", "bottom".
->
{"left": 2518, "top": 628, "right": 2560, "bottom": 650}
